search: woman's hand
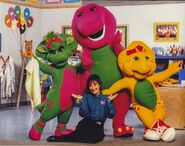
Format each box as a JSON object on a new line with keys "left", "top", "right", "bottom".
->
{"left": 71, "top": 94, "right": 83, "bottom": 103}
{"left": 108, "top": 93, "right": 118, "bottom": 101}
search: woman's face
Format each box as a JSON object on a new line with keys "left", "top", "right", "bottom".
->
{"left": 89, "top": 80, "right": 100, "bottom": 95}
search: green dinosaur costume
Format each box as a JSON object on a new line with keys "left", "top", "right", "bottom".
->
{"left": 29, "top": 31, "right": 78, "bottom": 140}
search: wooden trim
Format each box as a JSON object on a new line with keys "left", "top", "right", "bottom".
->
{"left": 0, "top": 0, "right": 81, "bottom": 9}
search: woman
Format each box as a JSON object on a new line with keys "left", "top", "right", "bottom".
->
{"left": 47, "top": 74, "right": 117, "bottom": 143}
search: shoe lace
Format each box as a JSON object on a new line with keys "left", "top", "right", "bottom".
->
{"left": 153, "top": 124, "right": 167, "bottom": 135}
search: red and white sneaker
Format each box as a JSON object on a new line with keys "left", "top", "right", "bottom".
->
{"left": 143, "top": 128, "right": 160, "bottom": 141}
{"left": 151, "top": 120, "right": 176, "bottom": 142}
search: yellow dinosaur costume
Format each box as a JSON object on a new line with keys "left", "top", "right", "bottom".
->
{"left": 103, "top": 41, "right": 181, "bottom": 142}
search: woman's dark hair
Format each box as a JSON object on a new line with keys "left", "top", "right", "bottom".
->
{"left": 86, "top": 74, "right": 102, "bottom": 94}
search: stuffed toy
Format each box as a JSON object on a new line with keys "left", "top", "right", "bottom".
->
{"left": 24, "top": 40, "right": 34, "bottom": 58}
{"left": 72, "top": 3, "right": 133, "bottom": 137}
{"left": 103, "top": 41, "right": 181, "bottom": 142}
{"left": 29, "top": 31, "right": 78, "bottom": 140}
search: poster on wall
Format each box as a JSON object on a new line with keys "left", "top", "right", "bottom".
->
{"left": 154, "top": 22, "right": 179, "bottom": 42}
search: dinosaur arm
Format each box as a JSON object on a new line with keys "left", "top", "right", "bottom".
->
{"left": 150, "top": 61, "right": 181, "bottom": 83}
{"left": 78, "top": 48, "right": 93, "bottom": 70}
{"left": 110, "top": 31, "right": 124, "bottom": 56}
{"left": 34, "top": 56, "right": 53, "bottom": 75}
{"left": 102, "top": 78, "right": 129, "bottom": 95}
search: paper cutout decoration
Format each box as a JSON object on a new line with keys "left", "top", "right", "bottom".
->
{"left": 15, "top": 5, "right": 21, "bottom": 18}
{"left": 24, "top": 8, "right": 30, "bottom": 21}
{"left": 8, "top": 7, "right": 15, "bottom": 20}
{"left": 5, "top": 15, "right": 12, "bottom": 28}
{"left": 27, "top": 16, "right": 33, "bottom": 27}
{"left": 4, "top": 6, "right": 34, "bottom": 35}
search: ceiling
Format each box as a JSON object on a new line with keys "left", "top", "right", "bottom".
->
{"left": 82, "top": 0, "right": 185, "bottom": 6}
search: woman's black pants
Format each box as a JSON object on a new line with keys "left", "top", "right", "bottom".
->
{"left": 47, "top": 118, "right": 105, "bottom": 143}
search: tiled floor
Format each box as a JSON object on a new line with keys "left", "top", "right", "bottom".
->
{"left": 0, "top": 105, "right": 184, "bottom": 146}
{"left": 0, "top": 105, "right": 143, "bottom": 141}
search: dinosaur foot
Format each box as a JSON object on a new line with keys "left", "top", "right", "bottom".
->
{"left": 29, "top": 125, "right": 42, "bottom": 140}
{"left": 55, "top": 129, "right": 74, "bottom": 136}
{"left": 114, "top": 124, "right": 134, "bottom": 137}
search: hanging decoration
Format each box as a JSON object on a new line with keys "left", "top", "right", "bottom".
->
{"left": 4, "top": 5, "right": 34, "bottom": 58}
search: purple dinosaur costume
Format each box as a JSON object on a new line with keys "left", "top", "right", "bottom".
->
{"left": 72, "top": 4, "right": 134, "bottom": 137}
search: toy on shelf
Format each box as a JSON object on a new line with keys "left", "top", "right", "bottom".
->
{"left": 152, "top": 45, "right": 185, "bottom": 57}
{"left": 169, "top": 45, "right": 184, "bottom": 56}
{"left": 152, "top": 47, "right": 165, "bottom": 56}
{"left": 103, "top": 41, "right": 181, "bottom": 142}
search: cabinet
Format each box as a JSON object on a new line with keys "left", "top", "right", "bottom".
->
{"left": 155, "top": 56, "right": 185, "bottom": 84}
{"left": 158, "top": 87, "right": 185, "bottom": 129}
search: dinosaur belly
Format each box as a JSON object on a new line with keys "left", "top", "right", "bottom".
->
{"left": 91, "top": 45, "right": 122, "bottom": 89}
{"left": 134, "top": 79, "right": 157, "bottom": 109}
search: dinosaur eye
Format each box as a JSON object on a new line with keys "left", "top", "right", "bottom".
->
{"left": 58, "top": 46, "right": 64, "bottom": 52}
{"left": 77, "top": 12, "right": 83, "bottom": 17}
{"left": 52, "top": 50, "right": 57, "bottom": 54}
{"left": 133, "top": 56, "right": 139, "bottom": 61}
{"left": 145, "top": 56, "right": 150, "bottom": 60}
{"left": 90, "top": 7, "right": 96, "bottom": 12}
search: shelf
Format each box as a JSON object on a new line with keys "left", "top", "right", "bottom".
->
{"left": 156, "top": 56, "right": 185, "bottom": 60}
{"left": 155, "top": 55, "right": 185, "bottom": 84}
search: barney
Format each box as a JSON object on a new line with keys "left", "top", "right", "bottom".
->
{"left": 72, "top": 3, "right": 134, "bottom": 137}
